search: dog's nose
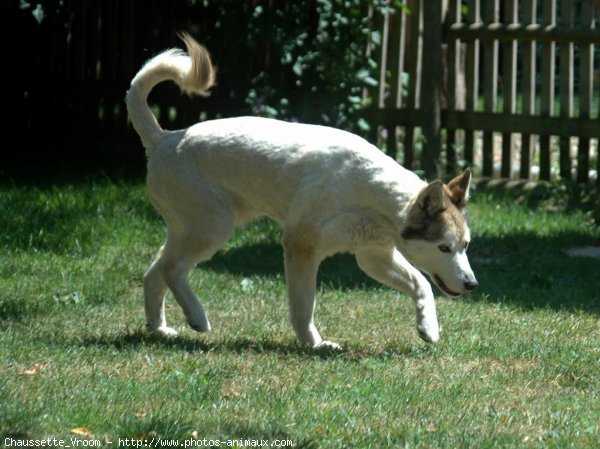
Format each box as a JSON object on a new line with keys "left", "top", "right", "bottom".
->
{"left": 464, "top": 280, "right": 478, "bottom": 291}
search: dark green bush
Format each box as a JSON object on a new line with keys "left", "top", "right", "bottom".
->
{"left": 197, "top": 0, "right": 406, "bottom": 132}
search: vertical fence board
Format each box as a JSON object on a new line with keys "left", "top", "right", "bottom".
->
{"left": 482, "top": 0, "right": 499, "bottom": 176}
{"left": 386, "top": 12, "right": 402, "bottom": 156}
{"left": 559, "top": 0, "right": 574, "bottom": 180}
{"left": 403, "top": 0, "right": 422, "bottom": 170}
{"left": 539, "top": 0, "right": 556, "bottom": 181}
{"left": 464, "top": 0, "right": 481, "bottom": 166}
{"left": 121, "top": 0, "right": 135, "bottom": 80}
{"left": 446, "top": 0, "right": 462, "bottom": 176}
{"left": 94, "top": 0, "right": 102, "bottom": 81}
{"left": 502, "top": 0, "right": 518, "bottom": 178}
{"left": 520, "top": 0, "right": 537, "bottom": 179}
{"left": 103, "top": 0, "right": 119, "bottom": 82}
{"left": 364, "top": 5, "right": 379, "bottom": 145}
{"left": 396, "top": 8, "right": 408, "bottom": 109}
{"left": 73, "top": 0, "right": 88, "bottom": 80}
{"left": 394, "top": 8, "right": 408, "bottom": 162}
{"left": 577, "top": 0, "right": 594, "bottom": 183}
{"left": 378, "top": 12, "right": 390, "bottom": 109}
{"left": 421, "top": 0, "right": 443, "bottom": 179}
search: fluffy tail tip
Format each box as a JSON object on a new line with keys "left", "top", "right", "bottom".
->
{"left": 178, "top": 32, "right": 216, "bottom": 97}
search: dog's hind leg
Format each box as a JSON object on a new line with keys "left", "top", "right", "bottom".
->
{"left": 144, "top": 244, "right": 178, "bottom": 336}
{"left": 144, "top": 210, "right": 233, "bottom": 335}
{"left": 158, "top": 227, "right": 232, "bottom": 333}
{"left": 356, "top": 246, "right": 440, "bottom": 343}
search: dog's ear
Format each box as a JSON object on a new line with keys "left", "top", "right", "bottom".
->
{"left": 445, "top": 168, "right": 471, "bottom": 208}
{"left": 417, "top": 180, "right": 447, "bottom": 217}
{"left": 402, "top": 180, "right": 447, "bottom": 241}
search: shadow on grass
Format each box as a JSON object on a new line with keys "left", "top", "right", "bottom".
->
{"left": 469, "top": 231, "right": 600, "bottom": 315}
{"left": 80, "top": 331, "right": 337, "bottom": 359}
{"left": 202, "top": 243, "right": 378, "bottom": 291}
{"left": 202, "top": 231, "right": 600, "bottom": 316}
{"left": 76, "top": 330, "right": 418, "bottom": 360}
{"left": 0, "top": 298, "right": 40, "bottom": 323}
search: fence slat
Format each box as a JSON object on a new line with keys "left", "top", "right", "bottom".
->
{"left": 376, "top": 10, "right": 391, "bottom": 155}
{"left": 482, "top": 0, "right": 499, "bottom": 176}
{"left": 386, "top": 11, "right": 402, "bottom": 157}
{"left": 445, "top": 0, "right": 462, "bottom": 176}
{"left": 403, "top": 0, "right": 422, "bottom": 170}
{"left": 577, "top": 0, "right": 595, "bottom": 183}
{"left": 393, "top": 8, "right": 408, "bottom": 161}
{"left": 559, "top": 0, "right": 574, "bottom": 180}
{"left": 73, "top": 0, "right": 89, "bottom": 80}
{"left": 520, "top": 0, "right": 537, "bottom": 179}
{"left": 501, "top": 0, "right": 518, "bottom": 178}
{"left": 421, "top": 0, "right": 443, "bottom": 179}
{"left": 378, "top": 12, "right": 390, "bottom": 109}
{"left": 364, "top": 5, "right": 379, "bottom": 145}
{"left": 121, "top": 0, "right": 135, "bottom": 79}
{"left": 396, "top": 8, "right": 408, "bottom": 109}
{"left": 464, "top": 0, "right": 481, "bottom": 166}
{"left": 539, "top": 0, "right": 556, "bottom": 181}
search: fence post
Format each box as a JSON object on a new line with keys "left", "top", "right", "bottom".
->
{"left": 421, "top": 0, "right": 443, "bottom": 180}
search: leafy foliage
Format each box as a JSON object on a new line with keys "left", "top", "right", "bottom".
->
{"left": 246, "top": 0, "right": 405, "bottom": 131}
{"left": 19, "top": 0, "right": 406, "bottom": 135}
{"left": 196, "top": 0, "right": 407, "bottom": 132}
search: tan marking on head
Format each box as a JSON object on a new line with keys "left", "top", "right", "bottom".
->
{"left": 441, "top": 204, "right": 468, "bottom": 242}
{"left": 402, "top": 176, "right": 470, "bottom": 242}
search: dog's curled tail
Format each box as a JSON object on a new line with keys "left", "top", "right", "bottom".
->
{"left": 126, "top": 33, "right": 215, "bottom": 151}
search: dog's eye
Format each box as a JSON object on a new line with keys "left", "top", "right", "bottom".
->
{"left": 438, "top": 245, "right": 451, "bottom": 253}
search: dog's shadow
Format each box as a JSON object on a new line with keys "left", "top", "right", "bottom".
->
{"left": 81, "top": 331, "right": 328, "bottom": 357}
{"left": 79, "top": 330, "right": 417, "bottom": 360}
{"left": 202, "top": 242, "right": 378, "bottom": 291}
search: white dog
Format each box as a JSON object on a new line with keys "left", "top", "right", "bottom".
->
{"left": 126, "top": 34, "right": 478, "bottom": 350}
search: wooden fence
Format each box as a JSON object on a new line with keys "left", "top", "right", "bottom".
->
{"left": 363, "top": 0, "right": 600, "bottom": 184}
{"left": 4, "top": 0, "right": 276, "bottom": 168}
{"left": 5, "top": 0, "right": 599, "bottom": 185}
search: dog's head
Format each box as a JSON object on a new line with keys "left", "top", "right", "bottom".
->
{"left": 400, "top": 169, "right": 478, "bottom": 297}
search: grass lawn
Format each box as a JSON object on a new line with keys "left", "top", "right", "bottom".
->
{"left": 1, "top": 175, "right": 599, "bottom": 448}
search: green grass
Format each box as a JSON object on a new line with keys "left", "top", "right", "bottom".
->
{"left": 1, "top": 177, "right": 599, "bottom": 448}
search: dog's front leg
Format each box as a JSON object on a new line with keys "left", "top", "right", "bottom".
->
{"left": 284, "top": 249, "right": 341, "bottom": 351}
{"left": 356, "top": 247, "right": 440, "bottom": 343}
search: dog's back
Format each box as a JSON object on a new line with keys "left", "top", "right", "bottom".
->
{"left": 150, "top": 115, "right": 423, "bottom": 226}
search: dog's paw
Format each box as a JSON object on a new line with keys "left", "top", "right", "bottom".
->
{"left": 188, "top": 320, "right": 211, "bottom": 333}
{"left": 416, "top": 322, "right": 440, "bottom": 344}
{"left": 149, "top": 326, "right": 179, "bottom": 337}
{"left": 313, "top": 340, "right": 343, "bottom": 352}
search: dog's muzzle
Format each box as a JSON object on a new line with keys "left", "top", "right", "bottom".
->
{"left": 464, "top": 279, "right": 478, "bottom": 291}
{"left": 434, "top": 274, "right": 478, "bottom": 297}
